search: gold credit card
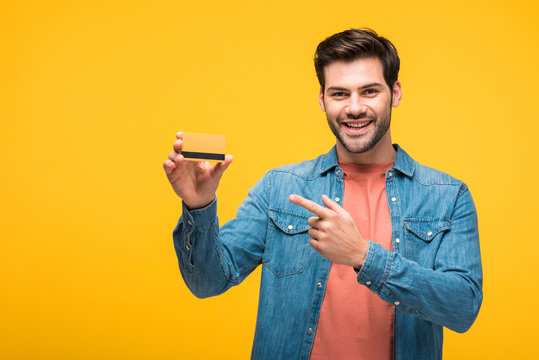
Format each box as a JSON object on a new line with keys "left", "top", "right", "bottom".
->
{"left": 181, "top": 132, "right": 226, "bottom": 162}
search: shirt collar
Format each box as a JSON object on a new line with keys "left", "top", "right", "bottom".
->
{"left": 392, "top": 144, "right": 415, "bottom": 177}
{"left": 318, "top": 144, "right": 415, "bottom": 177}
{"left": 319, "top": 146, "right": 340, "bottom": 175}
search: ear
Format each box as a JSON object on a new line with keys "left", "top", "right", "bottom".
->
{"left": 392, "top": 81, "right": 402, "bottom": 107}
{"left": 319, "top": 87, "right": 326, "bottom": 112}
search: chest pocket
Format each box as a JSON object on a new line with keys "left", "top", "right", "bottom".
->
{"left": 403, "top": 218, "right": 451, "bottom": 267}
{"left": 263, "top": 209, "right": 312, "bottom": 277}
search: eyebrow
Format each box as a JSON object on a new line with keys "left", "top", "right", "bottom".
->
{"left": 326, "top": 83, "right": 385, "bottom": 92}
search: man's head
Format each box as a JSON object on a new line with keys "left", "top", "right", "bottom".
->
{"left": 314, "top": 28, "right": 400, "bottom": 93}
{"left": 315, "top": 29, "right": 402, "bottom": 162}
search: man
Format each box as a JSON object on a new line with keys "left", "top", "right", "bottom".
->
{"left": 163, "top": 28, "right": 483, "bottom": 359}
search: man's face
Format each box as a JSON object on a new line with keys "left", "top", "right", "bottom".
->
{"left": 319, "top": 57, "right": 401, "bottom": 158}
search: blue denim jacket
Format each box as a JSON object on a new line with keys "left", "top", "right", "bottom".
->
{"left": 173, "top": 144, "right": 483, "bottom": 360}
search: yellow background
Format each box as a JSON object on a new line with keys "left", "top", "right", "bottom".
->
{"left": 1, "top": 0, "right": 537, "bottom": 358}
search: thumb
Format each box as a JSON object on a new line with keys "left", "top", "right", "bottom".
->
{"left": 213, "top": 154, "right": 233, "bottom": 177}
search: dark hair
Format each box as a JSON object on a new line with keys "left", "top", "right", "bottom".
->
{"left": 314, "top": 28, "right": 400, "bottom": 91}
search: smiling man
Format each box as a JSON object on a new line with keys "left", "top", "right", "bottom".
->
{"left": 164, "top": 28, "right": 483, "bottom": 359}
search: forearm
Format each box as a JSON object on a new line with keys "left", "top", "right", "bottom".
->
{"left": 173, "top": 199, "right": 235, "bottom": 298}
{"left": 173, "top": 174, "right": 270, "bottom": 298}
{"left": 357, "top": 241, "right": 482, "bottom": 332}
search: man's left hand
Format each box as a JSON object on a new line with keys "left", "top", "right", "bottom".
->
{"left": 289, "top": 194, "right": 369, "bottom": 268}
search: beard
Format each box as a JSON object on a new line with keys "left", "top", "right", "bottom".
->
{"left": 326, "top": 102, "right": 392, "bottom": 154}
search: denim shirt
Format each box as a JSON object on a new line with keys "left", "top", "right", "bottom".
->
{"left": 173, "top": 144, "right": 483, "bottom": 360}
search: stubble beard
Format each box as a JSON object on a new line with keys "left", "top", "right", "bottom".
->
{"left": 327, "top": 104, "right": 392, "bottom": 154}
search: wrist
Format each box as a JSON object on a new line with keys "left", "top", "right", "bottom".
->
{"left": 181, "top": 197, "right": 218, "bottom": 229}
{"left": 184, "top": 195, "right": 216, "bottom": 210}
{"left": 354, "top": 241, "right": 369, "bottom": 270}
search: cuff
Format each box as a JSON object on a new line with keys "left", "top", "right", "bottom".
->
{"left": 356, "top": 240, "right": 395, "bottom": 293}
{"left": 181, "top": 197, "right": 218, "bottom": 230}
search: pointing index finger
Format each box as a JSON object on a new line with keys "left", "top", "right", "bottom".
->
{"left": 289, "top": 194, "right": 333, "bottom": 218}
{"left": 321, "top": 194, "right": 345, "bottom": 214}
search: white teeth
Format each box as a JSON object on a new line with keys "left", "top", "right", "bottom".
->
{"left": 346, "top": 122, "right": 371, "bottom": 129}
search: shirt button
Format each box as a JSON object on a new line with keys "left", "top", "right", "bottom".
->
{"left": 185, "top": 244, "right": 191, "bottom": 251}
{"left": 336, "top": 169, "right": 342, "bottom": 175}
{"left": 317, "top": 282, "right": 323, "bottom": 288}
{"left": 391, "top": 197, "right": 397, "bottom": 202}
{"left": 288, "top": 225, "right": 294, "bottom": 230}
{"left": 187, "top": 220, "right": 193, "bottom": 226}
{"left": 427, "top": 231, "right": 433, "bottom": 236}
{"left": 334, "top": 197, "right": 340, "bottom": 202}
{"left": 394, "top": 301, "right": 400, "bottom": 306}
{"left": 307, "top": 327, "right": 313, "bottom": 334}
{"left": 388, "top": 172, "right": 393, "bottom": 177}
{"left": 395, "top": 238, "right": 400, "bottom": 244}
{"left": 366, "top": 281, "right": 372, "bottom": 286}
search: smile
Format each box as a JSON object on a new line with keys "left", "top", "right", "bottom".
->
{"left": 344, "top": 121, "right": 373, "bottom": 129}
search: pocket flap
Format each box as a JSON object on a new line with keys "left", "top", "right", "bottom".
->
{"left": 403, "top": 218, "right": 450, "bottom": 242}
{"left": 269, "top": 209, "right": 310, "bottom": 234}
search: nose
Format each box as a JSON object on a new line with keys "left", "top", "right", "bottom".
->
{"left": 345, "top": 93, "right": 364, "bottom": 116}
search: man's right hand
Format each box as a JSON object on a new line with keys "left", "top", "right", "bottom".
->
{"left": 163, "top": 131, "right": 233, "bottom": 210}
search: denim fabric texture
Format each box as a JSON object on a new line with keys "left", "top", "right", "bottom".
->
{"left": 173, "top": 144, "right": 483, "bottom": 360}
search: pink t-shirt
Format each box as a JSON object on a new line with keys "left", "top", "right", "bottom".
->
{"left": 310, "top": 160, "right": 395, "bottom": 360}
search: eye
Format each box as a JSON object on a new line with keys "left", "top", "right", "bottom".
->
{"left": 331, "top": 92, "right": 348, "bottom": 98}
{"left": 364, "top": 88, "right": 379, "bottom": 96}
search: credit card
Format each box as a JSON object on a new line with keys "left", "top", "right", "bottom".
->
{"left": 181, "top": 132, "right": 226, "bottom": 162}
